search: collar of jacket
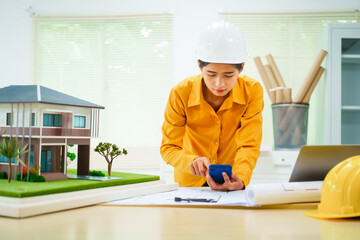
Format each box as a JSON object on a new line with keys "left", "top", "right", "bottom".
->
{"left": 187, "top": 74, "right": 246, "bottom": 107}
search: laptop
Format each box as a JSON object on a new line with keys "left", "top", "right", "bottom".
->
{"left": 289, "top": 145, "right": 360, "bottom": 182}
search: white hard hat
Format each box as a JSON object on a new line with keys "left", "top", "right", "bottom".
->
{"left": 195, "top": 21, "right": 248, "bottom": 64}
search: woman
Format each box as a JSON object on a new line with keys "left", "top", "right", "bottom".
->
{"left": 160, "top": 22, "right": 263, "bottom": 191}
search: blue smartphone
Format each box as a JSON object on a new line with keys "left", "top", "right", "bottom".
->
{"left": 208, "top": 164, "right": 232, "bottom": 184}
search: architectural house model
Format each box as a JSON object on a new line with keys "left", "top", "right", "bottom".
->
{"left": 0, "top": 85, "right": 104, "bottom": 181}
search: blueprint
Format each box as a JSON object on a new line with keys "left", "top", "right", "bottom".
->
{"left": 105, "top": 181, "right": 323, "bottom": 206}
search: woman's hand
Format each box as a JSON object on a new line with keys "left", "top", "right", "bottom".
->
{"left": 206, "top": 171, "right": 244, "bottom": 191}
{"left": 189, "top": 157, "right": 211, "bottom": 177}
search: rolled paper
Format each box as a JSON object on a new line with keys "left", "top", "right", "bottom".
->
{"left": 290, "top": 124, "right": 304, "bottom": 146}
{"left": 275, "top": 87, "right": 285, "bottom": 104}
{"left": 269, "top": 88, "right": 276, "bottom": 104}
{"left": 293, "top": 50, "right": 327, "bottom": 103}
{"left": 279, "top": 105, "right": 308, "bottom": 145}
{"left": 254, "top": 56, "right": 274, "bottom": 103}
{"left": 266, "top": 54, "right": 286, "bottom": 88}
{"left": 264, "top": 64, "right": 278, "bottom": 89}
{"left": 278, "top": 104, "right": 298, "bottom": 131}
{"left": 283, "top": 88, "right": 292, "bottom": 103}
{"left": 245, "top": 182, "right": 322, "bottom": 205}
{"left": 303, "top": 67, "right": 325, "bottom": 103}
{"left": 278, "top": 106, "right": 301, "bottom": 144}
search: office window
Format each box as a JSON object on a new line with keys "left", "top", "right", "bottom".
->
{"left": 6, "top": 113, "right": 12, "bottom": 126}
{"left": 43, "top": 114, "right": 62, "bottom": 127}
{"left": 74, "top": 116, "right": 85, "bottom": 128}
{"left": 219, "top": 11, "right": 360, "bottom": 145}
{"left": 33, "top": 14, "right": 173, "bottom": 169}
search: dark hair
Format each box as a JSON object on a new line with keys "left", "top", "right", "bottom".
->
{"left": 198, "top": 59, "right": 243, "bottom": 71}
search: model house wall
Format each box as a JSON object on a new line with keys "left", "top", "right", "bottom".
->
{"left": 0, "top": 103, "right": 92, "bottom": 130}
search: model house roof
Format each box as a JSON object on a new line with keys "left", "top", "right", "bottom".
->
{"left": 0, "top": 85, "right": 104, "bottom": 109}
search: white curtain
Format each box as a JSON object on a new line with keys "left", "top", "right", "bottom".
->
{"left": 32, "top": 14, "right": 173, "bottom": 169}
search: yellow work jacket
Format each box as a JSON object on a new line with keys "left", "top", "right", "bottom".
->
{"left": 160, "top": 74, "right": 263, "bottom": 187}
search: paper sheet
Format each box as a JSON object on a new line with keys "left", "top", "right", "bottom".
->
{"left": 106, "top": 187, "right": 249, "bottom": 206}
{"left": 106, "top": 181, "right": 323, "bottom": 206}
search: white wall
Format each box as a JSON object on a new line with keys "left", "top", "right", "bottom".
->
{"left": 2, "top": 0, "right": 359, "bottom": 174}
{"left": 1, "top": 0, "right": 359, "bottom": 88}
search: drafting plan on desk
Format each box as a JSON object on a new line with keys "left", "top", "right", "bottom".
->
{"left": 105, "top": 181, "right": 323, "bottom": 206}
{"left": 106, "top": 187, "right": 249, "bottom": 206}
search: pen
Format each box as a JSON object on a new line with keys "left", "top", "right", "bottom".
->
{"left": 174, "top": 197, "right": 215, "bottom": 203}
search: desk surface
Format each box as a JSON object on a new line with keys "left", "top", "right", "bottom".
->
{"left": 1, "top": 204, "right": 359, "bottom": 239}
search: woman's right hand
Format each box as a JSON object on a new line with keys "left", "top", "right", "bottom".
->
{"left": 189, "top": 157, "right": 211, "bottom": 177}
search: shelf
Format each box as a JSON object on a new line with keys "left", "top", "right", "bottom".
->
{"left": 342, "top": 54, "right": 360, "bottom": 58}
{"left": 342, "top": 106, "right": 360, "bottom": 111}
{"left": 341, "top": 110, "right": 360, "bottom": 144}
{"left": 342, "top": 54, "right": 360, "bottom": 64}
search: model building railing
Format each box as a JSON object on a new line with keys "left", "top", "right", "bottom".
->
{"left": 0, "top": 126, "right": 91, "bottom": 137}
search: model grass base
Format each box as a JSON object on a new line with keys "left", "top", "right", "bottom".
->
{"left": 0, "top": 170, "right": 160, "bottom": 198}
{"left": 0, "top": 180, "right": 178, "bottom": 218}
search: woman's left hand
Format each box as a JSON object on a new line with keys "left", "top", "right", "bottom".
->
{"left": 206, "top": 171, "right": 244, "bottom": 191}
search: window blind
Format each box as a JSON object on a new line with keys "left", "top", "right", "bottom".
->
{"left": 219, "top": 11, "right": 360, "bottom": 145}
{"left": 32, "top": 14, "right": 173, "bottom": 169}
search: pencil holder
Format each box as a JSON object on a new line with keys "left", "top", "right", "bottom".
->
{"left": 272, "top": 103, "right": 309, "bottom": 150}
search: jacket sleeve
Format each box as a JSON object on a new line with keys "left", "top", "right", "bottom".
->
{"left": 233, "top": 82, "right": 264, "bottom": 187}
{"left": 160, "top": 88, "right": 198, "bottom": 174}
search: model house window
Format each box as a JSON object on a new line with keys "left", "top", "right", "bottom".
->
{"left": 32, "top": 113, "right": 35, "bottom": 127}
{"left": 6, "top": 112, "right": 35, "bottom": 127}
{"left": 6, "top": 113, "right": 12, "bottom": 126}
{"left": 0, "top": 155, "right": 16, "bottom": 164}
{"left": 74, "top": 116, "right": 85, "bottom": 128}
{"left": 41, "top": 150, "right": 52, "bottom": 172}
{"left": 30, "top": 151, "right": 34, "bottom": 167}
{"left": 43, "top": 114, "right": 62, "bottom": 127}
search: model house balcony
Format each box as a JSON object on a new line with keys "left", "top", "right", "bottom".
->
{"left": 0, "top": 126, "right": 91, "bottom": 138}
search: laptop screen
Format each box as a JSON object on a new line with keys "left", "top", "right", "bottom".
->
{"left": 289, "top": 145, "right": 360, "bottom": 182}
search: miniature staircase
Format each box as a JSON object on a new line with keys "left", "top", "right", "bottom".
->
{"left": 41, "top": 172, "right": 68, "bottom": 181}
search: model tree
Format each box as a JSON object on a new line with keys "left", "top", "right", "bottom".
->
{"left": 67, "top": 144, "right": 76, "bottom": 167}
{"left": 0, "top": 132, "right": 28, "bottom": 183}
{"left": 94, "top": 142, "right": 127, "bottom": 176}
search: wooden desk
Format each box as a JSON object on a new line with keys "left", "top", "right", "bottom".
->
{"left": 0, "top": 204, "right": 359, "bottom": 239}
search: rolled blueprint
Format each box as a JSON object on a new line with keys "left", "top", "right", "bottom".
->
{"left": 303, "top": 67, "right": 325, "bottom": 103}
{"left": 254, "top": 56, "right": 274, "bottom": 103}
{"left": 266, "top": 54, "right": 286, "bottom": 88}
{"left": 245, "top": 181, "right": 323, "bottom": 206}
{"left": 293, "top": 49, "right": 327, "bottom": 103}
{"left": 264, "top": 64, "right": 279, "bottom": 89}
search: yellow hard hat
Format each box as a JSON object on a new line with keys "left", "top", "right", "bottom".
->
{"left": 305, "top": 155, "right": 360, "bottom": 219}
